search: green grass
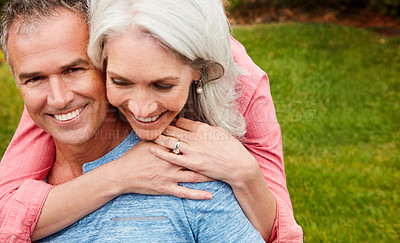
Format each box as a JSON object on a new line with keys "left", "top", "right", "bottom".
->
{"left": 0, "top": 55, "right": 23, "bottom": 158}
{"left": 232, "top": 23, "right": 399, "bottom": 242}
{"left": 0, "top": 23, "right": 399, "bottom": 242}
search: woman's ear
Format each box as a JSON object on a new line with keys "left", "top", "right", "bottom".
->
{"left": 207, "top": 62, "right": 224, "bottom": 82}
{"left": 193, "top": 69, "right": 202, "bottom": 81}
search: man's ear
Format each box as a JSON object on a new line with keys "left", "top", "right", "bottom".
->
{"left": 9, "top": 68, "right": 20, "bottom": 89}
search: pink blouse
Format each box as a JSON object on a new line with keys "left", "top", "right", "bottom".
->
{"left": 0, "top": 37, "right": 302, "bottom": 242}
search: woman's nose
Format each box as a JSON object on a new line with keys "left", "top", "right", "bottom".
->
{"left": 127, "top": 91, "right": 158, "bottom": 118}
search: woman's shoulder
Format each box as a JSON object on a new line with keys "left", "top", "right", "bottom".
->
{"left": 230, "top": 36, "right": 270, "bottom": 113}
{"left": 230, "top": 35, "right": 267, "bottom": 82}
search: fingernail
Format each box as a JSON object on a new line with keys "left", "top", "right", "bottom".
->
{"left": 205, "top": 194, "right": 213, "bottom": 200}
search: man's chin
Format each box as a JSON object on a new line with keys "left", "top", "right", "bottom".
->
{"left": 50, "top": 129, "right": 94, "bottom": 147}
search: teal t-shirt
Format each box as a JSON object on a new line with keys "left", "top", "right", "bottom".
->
{"left": 39, "top": 131, "right": 265, "bottom": 243}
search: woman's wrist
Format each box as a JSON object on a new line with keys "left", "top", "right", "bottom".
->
{"left": 228, "top": 159, "right": 277, "bottom": 241}
{"left": 96, "top": 158, "right": 130, "bottom": 197}
{"left": 228, "top": 155, "right": 260, "bottom": 189}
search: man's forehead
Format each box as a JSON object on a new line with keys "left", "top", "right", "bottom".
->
{"left": 15, "top": 19, "right": 44, "bottom": 37}
{"left": 10, "top": 9, "right": 87, "bottom": 38}
{"left": 8, "top": 10, "right": 92, "bottom": 77}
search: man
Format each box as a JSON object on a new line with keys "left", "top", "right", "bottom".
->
{"left": 0, "top": 0, "right": 131, "bottom": 240}
{"left": 6, "top": 3, "right": 132, "bottom": 186}
{"left": 0, "top": 0, "right": 267, "bottom": 242}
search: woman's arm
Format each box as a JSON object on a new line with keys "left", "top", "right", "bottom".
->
{"left": 231, "top": 36, "right": 302, "bottom": 242}
{"left": 234, "top": 37, "right": 303, "bottom": 242}
{"left": 31, "top": 141, "right": 212, "bottom": 240}
{"left": 151, "top": 81, "right": 301, "bottom": 242}
{"left": 238, "top": 73, "right": 303, "bottom": 242}
{"left": 151, "top": 119, "right": 276, "bottom": 240}
{"left": 0, "top": 110, "right": 212, "bottom": 241}
{"left": 0, "top": 108, "right": 54, "bottom": 242}
{"left": 150, "top": 36, "right": 303, "bottom": 242}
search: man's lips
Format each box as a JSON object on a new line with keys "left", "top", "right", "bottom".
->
{"left": 52, "top": 105, "right": 86, "bottom": 122}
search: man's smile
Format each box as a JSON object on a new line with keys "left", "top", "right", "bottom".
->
{"left": 52, "top": 105, "right": 86, "bottom": 122}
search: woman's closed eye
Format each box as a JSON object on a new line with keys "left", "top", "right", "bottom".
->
{"left": 153, "top": 83, "right": 174, "bottom": 90}
{"left": 111, "top": 78, "right": 131, "bottom": 86}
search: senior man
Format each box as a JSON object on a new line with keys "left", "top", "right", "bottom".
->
{"left": 1, "top": 0, "right": 131, "bottom": 240}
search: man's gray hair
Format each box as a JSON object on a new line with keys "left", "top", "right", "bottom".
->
{"left": 88, "top": 0, "right": 247, "bottom": 138}
{"left": 0, "top": 0, "right": 89, "bottom": 62}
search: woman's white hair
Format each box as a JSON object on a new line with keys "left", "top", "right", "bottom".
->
{"left": 88, "top": 0, "right": 246, "bottom": 138}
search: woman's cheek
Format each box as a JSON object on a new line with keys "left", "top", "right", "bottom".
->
{"left": 106, "top": 86, "right": 120, "bottom": 107}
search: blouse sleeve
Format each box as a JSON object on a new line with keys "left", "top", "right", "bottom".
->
{"left": 231, "top": 36, "right": 303, "bottom": 242}
{"left": 0, "top": 108, "right": 55, "bottom": 242}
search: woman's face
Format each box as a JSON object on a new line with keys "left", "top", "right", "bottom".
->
{"left": 106, "top": 33, "right": 200, "bottom": 140}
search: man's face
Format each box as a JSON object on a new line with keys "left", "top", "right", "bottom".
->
{"left": 7, "top": 10, "right": 109, "bottom": 146}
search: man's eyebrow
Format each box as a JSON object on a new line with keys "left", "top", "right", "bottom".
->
{"left": 19, "top": 71, "right": 41, "bottom": 80}
{"left": 60, "top": 58, "right": 91, "bottom": 70}
{"left": 19, "top": 59, "right": 92, "bottom": 81}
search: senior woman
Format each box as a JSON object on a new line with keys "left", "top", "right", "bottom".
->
{"left": 0, "top": 0, "right": 302, "bottom": 242}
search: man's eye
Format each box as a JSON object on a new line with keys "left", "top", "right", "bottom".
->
{"left": 154, "top": 83, "right": 173, "bottom": 90}
{"left": 66, "top": 68, "right": 84, "bottom": 74}
{"left": 111, "top": 78, "right": 130, "bottom": 86}
{"left": 25, "top": 76, "right": 44, "bottom": 84}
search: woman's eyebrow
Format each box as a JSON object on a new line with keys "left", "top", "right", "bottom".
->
{"left": 107, "top": 71, "right": 180, "bottom": 83}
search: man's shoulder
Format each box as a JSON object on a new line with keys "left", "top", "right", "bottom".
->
{"left": 182, "top": 180, "right": 232, "bottom": 194}
{"left": 181, "top": 181, "right": 237, "bottom": 210}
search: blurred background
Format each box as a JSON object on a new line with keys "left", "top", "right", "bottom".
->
{"left": 1, "top": 0, "right": 399, "bottom": 242}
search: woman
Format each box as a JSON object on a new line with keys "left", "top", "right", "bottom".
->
{"left": 0, "top": 0, "right": 302, "bottom": 242}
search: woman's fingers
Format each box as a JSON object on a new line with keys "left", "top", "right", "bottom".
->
{"left": 150, "top": 146, "right": 190, "bottom": 168}
{"left": 174, "top": 118, "right": 203, "bottom": 132}
{"left": 177, "top": 169, "right": 213, "bottom": 183}
{"left": 154, "top": 134, "right": 185, "bottom": 152}
{"left": 170, "top": 185, "right": 213, "bottom": 200}
{"left": 163, "top": 126, "right": 190, "bottom": 141}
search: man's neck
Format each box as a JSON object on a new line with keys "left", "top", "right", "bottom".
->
{"left": 48, "top": 110, "right": 132, "bottom": 185}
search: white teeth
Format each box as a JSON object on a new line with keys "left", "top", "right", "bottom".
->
{"left": 54, "top": 106, "right": 84, "bottom": 121}
{"left": 134, "top": 114, "right": 160, "bottom": 123}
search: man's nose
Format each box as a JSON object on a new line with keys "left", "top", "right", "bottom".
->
{"left": 47, "top": 76, "right": 74, "bottom": 109}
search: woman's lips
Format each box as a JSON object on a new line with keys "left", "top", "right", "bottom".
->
{"left": 134, "top": 113, "right": 161, "bottom": 123}
{"left": 132, "top": 111, "right": 166, "bottom": 125}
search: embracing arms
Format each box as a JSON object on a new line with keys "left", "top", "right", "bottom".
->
{"left": 0, "top": 110, "right": 211, "bottom": 242}
{"left": 0, "top": 37, "right": 302, "bottom": 242}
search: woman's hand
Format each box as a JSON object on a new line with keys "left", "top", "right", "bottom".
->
{"left": 105, "top": 140, "right": 213, "bottom": 200}
{"left": 151, "top": 118, "right": 260, "bottom": 187}
{"left": 151, "top": 118, "right": 277, "bottom": 240}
